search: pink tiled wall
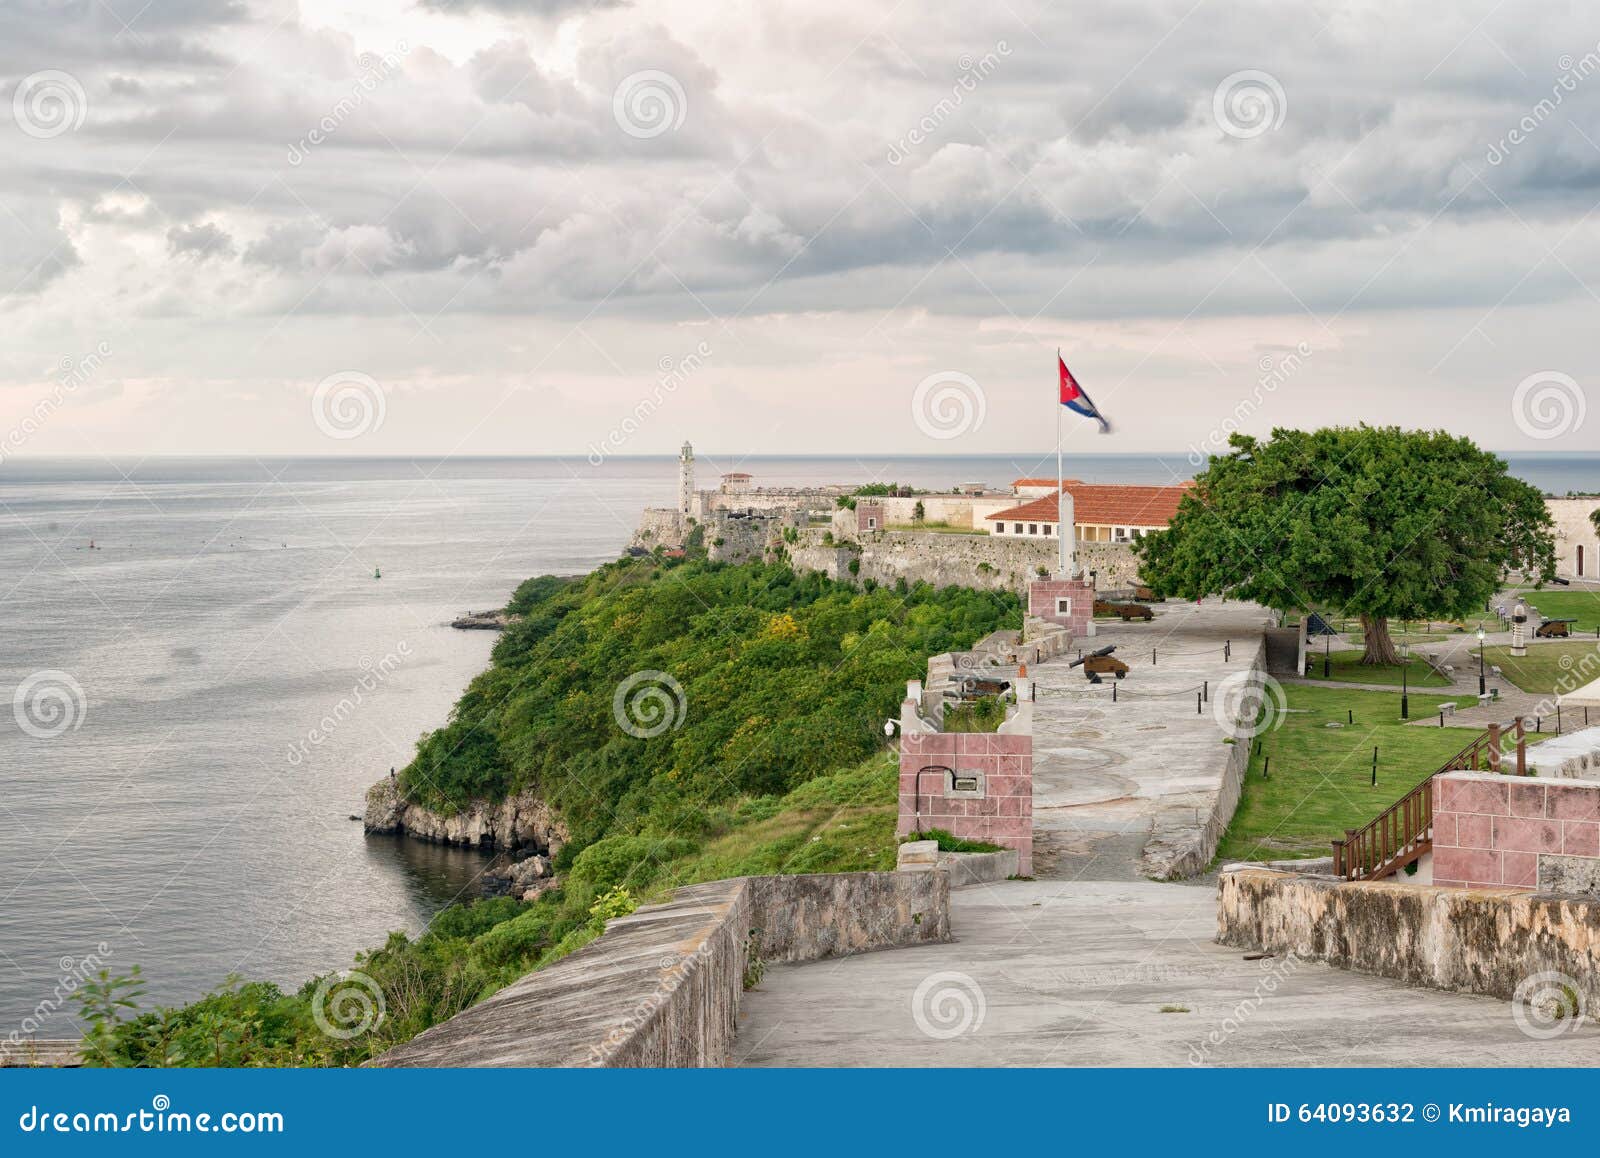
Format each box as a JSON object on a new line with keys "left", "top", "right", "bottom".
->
{"left": 898, "top": 731, "right": 1032, "bottom": 876}
{"left": 1431, "top": 773, "right": 1600, "bottom": 889}
{"left": 1028, "top": 576, "right": 1094, "bottom": 636}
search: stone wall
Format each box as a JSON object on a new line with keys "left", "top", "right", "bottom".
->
{"left": 1546, "top": 496, "right": 1600, "bottom": 579}
{"left": 781, "top": 526, "right": 1139, "bottom": 594}
{"left": 372, "top": 871, "right": 949, "bottom": 1068}
{"left": 1141, "top": 637, "right": 1267, "bottom": 881}
{"left": 1217, "top": 867, "right": 1600, "bottom": 1008}
{"left": 630, "top": 507, "right": 682, "bottom": 549}
{"left": 1431, "top": 771, "right": 1600, "bottom": 890}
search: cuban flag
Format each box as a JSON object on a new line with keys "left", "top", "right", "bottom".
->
{"left": 1059, "top": 352, "right": 1111, "bottom": 433}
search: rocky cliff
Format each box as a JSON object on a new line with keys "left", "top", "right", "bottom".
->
{"left": 364, "top": 779, "right": 567, "bottom": 857}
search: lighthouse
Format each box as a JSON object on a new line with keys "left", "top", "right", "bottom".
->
{"left": 678, "top": 440, "right": 695, "bottom": 533}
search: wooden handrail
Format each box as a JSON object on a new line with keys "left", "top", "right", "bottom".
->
{"left": 1332, "top": 719, "right": 1527, "bottom": 881}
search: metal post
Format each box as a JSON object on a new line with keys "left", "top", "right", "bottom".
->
{"left": 1197, "top": 691, "right": 1203, "bottom": 715}
{"left": 1263, "top": 754, "right": 1270, "bottom": 779}
{"left": 1371, "top": 747, "right": 1378, "bottom": 787}
{"left": 1400, "top": 641, "right": 1409, "bottom": 720}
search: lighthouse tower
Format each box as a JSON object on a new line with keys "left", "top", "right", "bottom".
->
{"left": 678, "top": 440, "right": 695, "bottom": 532}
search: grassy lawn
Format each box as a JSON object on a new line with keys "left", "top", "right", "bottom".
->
{"left": 1300, "top": 648, "right": 1451, "bottom": 688}
{"left": 1216, "top": 684, "right": 1483, "bottom": 864}
{"left": 1480, "top": 641, "right": 1600, "bottom": 696}
{"left": 1504, "top": 589, "right": 1600, "bottom": 634}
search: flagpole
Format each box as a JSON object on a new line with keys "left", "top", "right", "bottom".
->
{"left": 1056, "top": 351, "right": 1065, "bottom": 578}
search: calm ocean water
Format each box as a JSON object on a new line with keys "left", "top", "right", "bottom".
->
{"left": 2, "top": 451, "right": 1597, "bottom": 1030}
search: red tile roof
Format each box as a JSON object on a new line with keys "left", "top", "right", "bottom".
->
{"left": 987, "top": 482, "right": 1192, "bottom": 527}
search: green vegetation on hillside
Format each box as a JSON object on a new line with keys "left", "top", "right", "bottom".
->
{"left": 82, "top": 558, "right": 1019, "bottom": 1067}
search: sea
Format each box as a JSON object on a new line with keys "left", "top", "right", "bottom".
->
{"left": 2, "top": 451, "right": 1597, "bottom": 1030}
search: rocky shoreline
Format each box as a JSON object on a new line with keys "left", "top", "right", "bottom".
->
{"left": 450, "top": 609, "right": 513, "bottom": 630}
{"left": 363, "top": 779, "right": 566, "bottom": 856}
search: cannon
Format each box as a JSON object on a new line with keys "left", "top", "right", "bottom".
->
{"left": 1536, "top": 618, "right": 1576, "bottom": 639}
{"left": 954, "top": 674, "right": 1011, "bottom": 700}
{"left": 1093, "top": 600, "right": 1155, "bottom": 621}
{"left": 1068, "top": 645, "right": 1128, "bottom": 682}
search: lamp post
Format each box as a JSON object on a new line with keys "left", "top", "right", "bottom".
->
{"left": 1323, "top": 629, "right": 1332, "bottom": 679}
{"left": 1400, "top": 640, "right": 1409, "bottom": 720}
{"left": 1476, "top": 626, "right": 1487, "bottom": 697}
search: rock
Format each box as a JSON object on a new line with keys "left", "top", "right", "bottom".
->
{"left": 450, "top": 610, "right": 511, "bottom": 630}
{"left": 507, "top": 854, "right": 551, "bottom": 888}
{"left": 363, "top": 777, "right": 567, "bottom": 853}
{"left": 518, "top": 878, "right": 560, "bottom": 903}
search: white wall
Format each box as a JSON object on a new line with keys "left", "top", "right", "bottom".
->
{"left": 1547, "top": 497, "right": 1600, "bottom": 579}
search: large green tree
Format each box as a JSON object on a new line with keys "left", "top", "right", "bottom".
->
{"left": 1136, "top": 427, "right": 1555, "bottom": 664}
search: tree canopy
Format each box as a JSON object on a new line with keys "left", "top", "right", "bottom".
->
{"left": 1135, "top": 427, "right": 1555, "bottom": 663}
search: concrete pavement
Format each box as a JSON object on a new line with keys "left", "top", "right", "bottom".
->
{"left": 735, "top": 878, "right": 1596, "bottom": 1066}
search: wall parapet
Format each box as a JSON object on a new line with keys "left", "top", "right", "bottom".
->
{"left": 1217, "top": 867, "right": 1600, "bottom": 1008}
{"left": 372, "top": 871, "right": 949, "bottom": 1068}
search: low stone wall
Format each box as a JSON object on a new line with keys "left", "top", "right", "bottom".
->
{"left": 896, "top": 840, "right": 1021, "bottom": 884}
{"left": 1217, "top": 868, "right": 1600, "bottom": 1006}
{"left": 373, "top": 871, "right": 949, "bottom": 1068}
{"left": 1140, "top": 637, "right": 1266, "bottom": 880}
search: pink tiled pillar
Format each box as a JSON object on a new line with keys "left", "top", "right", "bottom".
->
{"left": 1029, "top": 576, "right": 1094, "bottom": 636}
{"left": 899, "top": 731, "right": 1033, "bottom": 876}
{"left": 1430, "top": 773, "right": 1600, "bottom": 890}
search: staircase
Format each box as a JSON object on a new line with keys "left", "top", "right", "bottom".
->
{"left": 1332, "top": 722, "right": 1525, "bottom": 881}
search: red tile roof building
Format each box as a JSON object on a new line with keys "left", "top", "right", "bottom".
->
{"left": 987, "top": 481, "right": 1194, "bottom": 542}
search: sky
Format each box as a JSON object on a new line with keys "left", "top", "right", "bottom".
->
{"left": 1, "top": 0, "right": 1597, "bottom": 459}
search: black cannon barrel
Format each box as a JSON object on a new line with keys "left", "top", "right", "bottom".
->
{"left": 1066, "top": 644, "right": 1117, "bottom": 668}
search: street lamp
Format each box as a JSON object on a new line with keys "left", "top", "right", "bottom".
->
{"left": 1323, "top": 629, "right": 1332, "bottom": 679}
{"left": 1400, "top": 640, "right": 1409, "bottom": 720}
{"left": 1476, "top": 626, "right": 1487, "bottom": 697}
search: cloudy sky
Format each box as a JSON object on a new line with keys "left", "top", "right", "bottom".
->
{"left": 1, "top": 0, "right": 1597, "bottom": 458}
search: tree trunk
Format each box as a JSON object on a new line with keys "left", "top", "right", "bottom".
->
{"left": 1359, "top": 614, "right": 1401, "bottom": 665}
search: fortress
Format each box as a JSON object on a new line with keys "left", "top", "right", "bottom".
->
{"left": 628, "top": 442, "right": 1202, "bottom": 594}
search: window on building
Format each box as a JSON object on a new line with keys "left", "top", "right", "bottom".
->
{"left": 1028, "top": 523, "right": 1038, "bottom": 535}
{"left": 1055, "top": 597, "right": 1072, "bottom": 617}
{"left": 1043, "top": 524, "right": 1052, "bottom": 536}
{"left": 1581, "top": 544, "right": 1586, "bottom": 577}
{"left": 1014, "top": 523, "right": 1023, "bottom": 534}
{"left": 866, "top": 517, "right": 877, "bottom": 530}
